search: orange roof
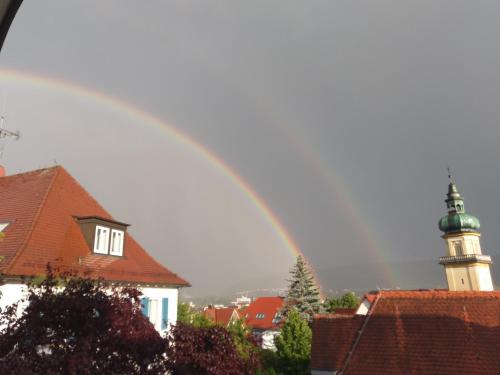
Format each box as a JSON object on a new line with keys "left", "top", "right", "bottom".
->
{"left": 0, "top": 167, "right": 189, "bottom": 287}
{"left": 311, "top": 290, "right": 500, "bottom": 374}
{"left": 203, "top": 307, "right": 240, "bottom": 327}
{"left": 242, "top": 296, "right": 284, "bottom": 330}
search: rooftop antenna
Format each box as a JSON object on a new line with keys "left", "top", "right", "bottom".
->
{"left": 0, "top": 115, "right": 20, "bottom": 141}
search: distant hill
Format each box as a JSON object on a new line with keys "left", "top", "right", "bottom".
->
{"left": 181, "top": 255, "right": 500, "bottom": 305}
{"left": 316, "top": 255, "right": 500, "bottom": 297}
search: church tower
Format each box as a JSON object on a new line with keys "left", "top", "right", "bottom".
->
{"left": 438, "top": 177, "right": 494, "bottom": 291}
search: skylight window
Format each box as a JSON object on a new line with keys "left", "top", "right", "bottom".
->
{"left": 110, "top": 229, "right": 124, "bottom": 256}
{"left": 94, "top": 226, "right": 110, "bottom": 254}
{"left": 256, "top": 313, "right": 265, "bottom": 319}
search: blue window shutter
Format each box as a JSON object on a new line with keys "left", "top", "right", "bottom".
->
{"left": 141, "top": 297, "right": 150, "bottom": 317}
{"left": 161, "top": 298, "right": 169, "bottom": 329}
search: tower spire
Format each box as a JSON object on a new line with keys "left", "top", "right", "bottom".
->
{"left": 438, "top": 176, "right": 493, "bottom": 291}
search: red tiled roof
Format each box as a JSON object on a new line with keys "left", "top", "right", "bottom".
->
{"left": 311, "top": 290, "right": 500, "bottom": 374}
{"left": 0, "top": 167, "right": 189, "bottom": 286}
{"left": 242, "top": 296, "right": 284, "bottom": 330}
{"left": 203, "top": 307, "right": 240, "bottom": 327}
{"left": 311, "top": 314, "right": 365, "bottom": 371}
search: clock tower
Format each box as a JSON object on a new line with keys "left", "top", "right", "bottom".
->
{"left": 438, "top": 177, "right": 494, "bottom": 291}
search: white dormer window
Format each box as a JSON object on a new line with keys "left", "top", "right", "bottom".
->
{"left": 110, "top": 229, "right": 124, "bottom": 256}
{"left": 94, "top": 226, "right": 110, "bottom": 254}
{"left": 0, "top": 223, "right": 9, "bottom": 232}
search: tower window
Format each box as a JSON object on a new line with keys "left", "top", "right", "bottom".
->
{"left": 454, "top": 241, "right": 463, "bottom": 256}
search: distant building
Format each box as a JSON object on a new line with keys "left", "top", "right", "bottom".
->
{"left": 242, "top": 296, "right": 284, "bottom": 350}
{"left": 310, "top": 178, "right": 500, "bottom": 374}
{"left": 203, "top": 306, "right": 241, "bottom": 327}
{"left": 230, "top": 295, "right": 252, "bottom": 308}
{"left": 0, "top": 166, "right": 190, "bottom": 334}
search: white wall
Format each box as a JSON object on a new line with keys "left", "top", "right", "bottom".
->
{"left": 0, "top": 283, "right": 27, "bottom": 318}
{"left": 140, "top": 286, "right": 178, "bottom": 335}
{"left": 0, "top": 282, "right": 179, "bottom": 335}
{"left": 261, "top": 330, "right": 280, "bottom": 350}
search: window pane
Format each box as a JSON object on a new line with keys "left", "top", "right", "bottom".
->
{"left": 94, "top": 226, "right": 110, "bottom": 254}
{"left": 110, "top": 229, "right": 124, "bottom": 256}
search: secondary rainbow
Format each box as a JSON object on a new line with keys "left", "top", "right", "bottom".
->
{"left": 0, "top": 67, "right": 325, "bottom": 296}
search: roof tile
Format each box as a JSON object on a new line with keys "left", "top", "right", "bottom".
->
{"left": 311, "top": 290, "right": 500, "bottom": 374}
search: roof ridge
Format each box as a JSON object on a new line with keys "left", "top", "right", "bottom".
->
{"left": 340, "top": 292, "right": 382, "bottom": 374}
{"left": 6, "top": 167, "right": 61, "bottom": 273}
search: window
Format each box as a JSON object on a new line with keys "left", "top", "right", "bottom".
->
{"left": 94, "top": 226, "right": 110, "bottom": 254}
{"left": 453, "top": 241, "right": 463, "bottom": 256}
{"left": 141, "top": 297, "right": 169, "bottom": 329}
{"left": 110, "top": 229, "right": 124, "bottom": 256}
{"left": 149, "top": 299, "right": 159, "bottom": 326}
{"left": 256, "top": 313, "right": 265, "bottom": 319}
{"left": 272, "top": 312, "right": 282, "bottom": 324}
{"left": 161, "top": 298, "right": 169, "bottom": 330}
{"left": 0, "top": 223, "right": 9, "bottom": 232}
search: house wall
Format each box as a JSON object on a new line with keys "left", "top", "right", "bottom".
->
{"left": 0, "top": 282, "right": 179, "bottom": 335}
{"left": 261, "top": 330, "right": 280, "bottom": 350}
{"left": 140, "top": 286, "right": 178, "bottom": 334}
{"left": 356, "top": 299, "right": 371, "bottom": 315}
{"left": 0, "top": 283, "right": 27, "bottom": 318}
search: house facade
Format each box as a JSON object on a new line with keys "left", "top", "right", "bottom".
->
{"left": 0, "top": 166, "right": 189, "bottom": 334}
{"left": 242, "top": 296, "right": 284, "bottom": 350}
{"left": 202, "top": 306, "right": 241, "bottom": 327}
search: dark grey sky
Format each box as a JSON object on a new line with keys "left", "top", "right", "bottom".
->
{"left": 1, "top": 1, "right": 500, "bottom": 296}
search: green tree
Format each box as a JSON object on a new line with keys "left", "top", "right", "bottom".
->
{"left": 283, "top": 256, "right": 322, "bottom": 321}
{"left": 274, "top": 308, "right": 312, "bottom": 375}
{"left": 175, "top": 302, "right": 213, "bottom": 328}
{"left": 177, "top": 302, "right": 192, "bottom": 324}
{"left": 191, "top": 311, "right": 214, "bottom": 328}
{"left": 324, "top": 291, "right": 360, "bottom": 313}
{"left": 227, "top": 318, "right": 260, "bottom": 362}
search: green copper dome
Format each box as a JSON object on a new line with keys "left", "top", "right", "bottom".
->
{"left": 438, "top": 212, "right": 480, "bottom": 234}
{"left": 438, "top": 179, "right": 480, "bottom": 234}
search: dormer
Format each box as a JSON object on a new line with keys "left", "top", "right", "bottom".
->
{"left": 76, "top": 216, "right": 129, "bottom": 257}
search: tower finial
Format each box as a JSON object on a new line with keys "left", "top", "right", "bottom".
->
{"left": 447, "top": 166, "right": 453, "bottom": 183}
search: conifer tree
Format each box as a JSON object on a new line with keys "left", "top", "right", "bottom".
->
{"left": 274, "top": 308, "right": 312, "bottom": 375}
{"left": 283, "top": 256, "right": 322, "bottom": 322}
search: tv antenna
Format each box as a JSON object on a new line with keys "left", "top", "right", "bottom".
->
{"left": 0, "top": 116, "right": 20, "bottom": 141}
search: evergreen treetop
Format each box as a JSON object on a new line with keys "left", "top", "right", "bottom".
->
{"left": 283, "top": 256, "right": 322, "bottom": 321}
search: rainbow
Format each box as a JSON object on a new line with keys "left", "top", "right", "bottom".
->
{"left": 280, "top": 129, "right": 398, "bottom": 286}
{"left": 0, "top": 67, "right": 326, "bottom": 297}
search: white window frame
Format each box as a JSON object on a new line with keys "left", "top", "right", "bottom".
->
{"left": 109, "top": 229, "right": 124, "bottom": 256}
{"left": 94, "top": 225, "right": 110, "bottom": 254}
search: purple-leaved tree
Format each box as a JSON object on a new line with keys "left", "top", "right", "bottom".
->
{"left": 0, "top": 268, "right": 166, "bottom": 375}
